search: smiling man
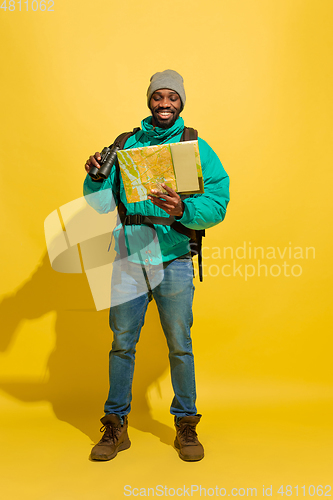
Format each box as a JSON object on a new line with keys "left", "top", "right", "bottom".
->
{"left": 83, "top": 69, "right": 230, "bottom": 462}
{"left": 150, "top": 89, "right": 182, "bottom": 128}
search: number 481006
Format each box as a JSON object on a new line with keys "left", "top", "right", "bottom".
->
{"left": 0, "top": 0, "right": 54, "bottom": 11}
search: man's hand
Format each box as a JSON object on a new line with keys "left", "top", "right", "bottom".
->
{"left": 148, "top": 184, "right": 184, "bottom": 217}
{"left": 85, "top": 152, "right": 101, "bottom": 174}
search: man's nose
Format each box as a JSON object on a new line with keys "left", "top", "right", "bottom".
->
{"left": 160, "top": 97, "right": 171, "bottom": 107}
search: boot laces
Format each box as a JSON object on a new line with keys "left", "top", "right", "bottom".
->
{"left": 99, "top": 424, "right": 121, "bottom": 443}
{"left": 179, "top": 424, "right": 198, "bottom": 443}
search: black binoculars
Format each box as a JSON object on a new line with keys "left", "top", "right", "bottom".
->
{"left": 88, "top": 144, "right": 120, "bottom": 180}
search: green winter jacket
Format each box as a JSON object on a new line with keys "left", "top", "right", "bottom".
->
{"left": 83, "top": 116, "right": 230, "bottom": 264}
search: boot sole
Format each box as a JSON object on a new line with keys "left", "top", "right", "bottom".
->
{"left": 91, "top": 438, "right": 131, "bottom": 461}
{"left": 174, "top": 438, "right": 204, "bottom": 462}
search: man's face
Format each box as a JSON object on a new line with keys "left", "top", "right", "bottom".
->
{"left": 149, "top": 89, "right": 182, "bottom": 129}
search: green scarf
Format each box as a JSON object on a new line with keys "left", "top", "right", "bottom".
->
{"left": 141, "top": 116, "right": 185, "bottom": 142}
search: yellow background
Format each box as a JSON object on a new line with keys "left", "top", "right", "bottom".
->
{"left": 1, "top": 0, "right": 332, "bottom": 498}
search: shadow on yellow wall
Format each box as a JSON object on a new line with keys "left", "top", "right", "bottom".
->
{"left": 0, "top": 253, "right": 175, "bottom": 446}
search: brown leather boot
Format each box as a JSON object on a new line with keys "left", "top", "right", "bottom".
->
{"left": 90, "top": 414, "right": 131, "bottom": 461}
{"left": 174, "top": 415, "right": 204, "bottom": 461}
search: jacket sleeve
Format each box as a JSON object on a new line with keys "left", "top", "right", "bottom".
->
{"left": 83, "top": 169, "right": 119, "bottom": 214}
{"left": 176, "top": 138, "right": 230, "bottom": 230}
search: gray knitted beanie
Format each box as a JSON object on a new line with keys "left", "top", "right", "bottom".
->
{"left": 147, "top": 69, "right": 186, "bottom": 110}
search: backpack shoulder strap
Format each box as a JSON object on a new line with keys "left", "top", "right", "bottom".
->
{"left": 181, "top": 126, "right": 198, "bottom": 142}
{"left": 109, "top": 127, "right": 141, "bottom": 150}
{"left": 113, "top": 127, "right": 140, "bottom": 206}
{"left": 178, "top": 126, "right": 205, "bottom": 281}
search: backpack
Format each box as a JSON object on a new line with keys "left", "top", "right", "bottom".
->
{"left": 110, "top": 127, "right": 205, "bottom": 281}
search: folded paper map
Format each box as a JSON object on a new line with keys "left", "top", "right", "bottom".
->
{"left": 117, "top": 140, "right": 204, "bottom": 203}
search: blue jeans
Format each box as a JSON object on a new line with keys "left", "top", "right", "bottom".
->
{"left": 104, "top": 256, "right": 197, "bottom": 418}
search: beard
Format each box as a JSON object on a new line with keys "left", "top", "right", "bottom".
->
{"left": 151, "top": 107, "right": 181, "bottom": 129}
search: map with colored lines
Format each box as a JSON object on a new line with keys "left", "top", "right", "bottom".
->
{"left": 117, "top": 141, "right": 203, "bottom": 203}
